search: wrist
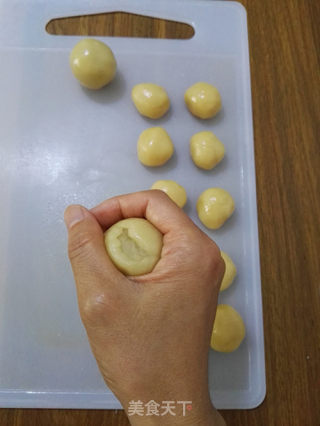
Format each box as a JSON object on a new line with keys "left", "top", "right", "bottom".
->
{"left": 126, "top": 405, "right": 225, "bottom": 426}
{"left": 118, "top": 390, "right": 225, "bottom": 426}
{"left": 107, "top": 361, "right": 225, "bottom": 425}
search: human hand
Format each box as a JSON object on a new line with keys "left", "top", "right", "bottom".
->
{"left": 64, "top": 190, "right": 226, "bottom": 425}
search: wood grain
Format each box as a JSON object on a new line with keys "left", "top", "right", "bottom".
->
{"left": 46, "top": 12, "right": 194, "bottom": 39}
{"left": 1, "top": 2, "right": 319, "bottom": 425}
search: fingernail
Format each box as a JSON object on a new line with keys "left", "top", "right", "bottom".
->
{"left": 64, "top": 205, "right": 86, "bottom": 229}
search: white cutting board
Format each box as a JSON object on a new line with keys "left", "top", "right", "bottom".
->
{"left": 0, "top": 0, "right": 265, "bottom": 409}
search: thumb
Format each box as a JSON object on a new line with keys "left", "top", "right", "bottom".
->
{"left": 64, "top": 204, "right": 123, "bottom": 298}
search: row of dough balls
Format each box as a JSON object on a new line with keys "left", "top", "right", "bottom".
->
{"left": 138, "top": 127, "right": 225, "bottom": 171}
{"left": 132, "top": 82, "right": 243, "bottom": 351}
{"left": 129, "top": 64, "right": 243, "bottom": 353}
{"left": 152, "top": 182, "right": 235, "bottom": 230}
{"left": 132, "top": 82, "right": 221, "bottom": 120}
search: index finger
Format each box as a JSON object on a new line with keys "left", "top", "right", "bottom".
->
{"left": 90, "top": 190, "right": 195, "bottom": 235}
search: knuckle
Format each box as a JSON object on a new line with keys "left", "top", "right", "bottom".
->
{"left": 80, "top": 293, "right": 109, "bottom": 325}
{"left": 201, "top": 238, "right": 224, "bottom": 273}
{"left": 68, "top": 226, "right": 96, "bottom": 261}
{"left": 149, "top": 188, "right": 170, "bottom": 202}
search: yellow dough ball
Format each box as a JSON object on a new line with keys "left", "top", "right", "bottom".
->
{"left": 210, "top": 304, "right": 246, "bottom": 353}
{"left": 104, "top": 218, "right": 163, "bottom": 276}
{"left": 190, "top": 131, "right": 225, "bottom": 170}
{"left": 137, "top": 127, "right": 174, "bottom": 167}
{"left": 184, "top": 82, "right": 221, "bottom": 119}
{"left": 151, "top": 180, "right": 187, "bottom": 208}
{"left": 197, "top": 188, "right": 235, "bottom": 229}
{"left": 131, "top": 83, "right": 170, "bottom": 119}
{"left": 220, "top": 251, "right": 237, "bottom": 291}
{"left": 70, "top": 38, "right": 117, "bottom": 89}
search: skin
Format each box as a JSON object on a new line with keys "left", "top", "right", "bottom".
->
{"left": 64, "top": 190, "right": 226, "bottom": 426}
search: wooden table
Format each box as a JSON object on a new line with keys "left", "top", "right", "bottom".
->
{"left": 1, "top": 1, "right": 319, "bottom": 425}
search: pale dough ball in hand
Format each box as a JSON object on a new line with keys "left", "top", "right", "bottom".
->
{"left": 151, "top": 180, "right": 187, "bottom": 208}
{"left": 132, "top": 83, "right": 170, "bottom": 119}
{"left": 220, "top": 251, "right": 237, "bottom": 291}
{"left": 190, "top": 131, "right": 225, "bottom": 170}
{"left": 184, "top": 82, "right": 221, "bottom": 119}
{"left": 210, "top": 304, "right": 246, "bottom": 353}
{"left": 104, "top": 218, "right": 163, "bottom": 276}
{"left": 70, "top": 38, "right": 117, "bottom": 89}
{"left": 137, "top": 127, "right": 174, "bottom": 167}
{"left": 197, "top": 188, "right": 235, "bottom": 229}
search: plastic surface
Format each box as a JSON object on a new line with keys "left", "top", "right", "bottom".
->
{"left": 0, "top": 0, "right": 265, "bottom": 409}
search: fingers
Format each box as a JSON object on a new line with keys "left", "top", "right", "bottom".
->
{"left": 64, "top": 205, "right": 124, "bottom": 298}
{"left": 90, "top": 190, "right": 195, "bottom": 235}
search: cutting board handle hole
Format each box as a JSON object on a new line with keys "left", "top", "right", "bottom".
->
{"left": 46, "top": 12, "right": 194, "bottom": 39}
